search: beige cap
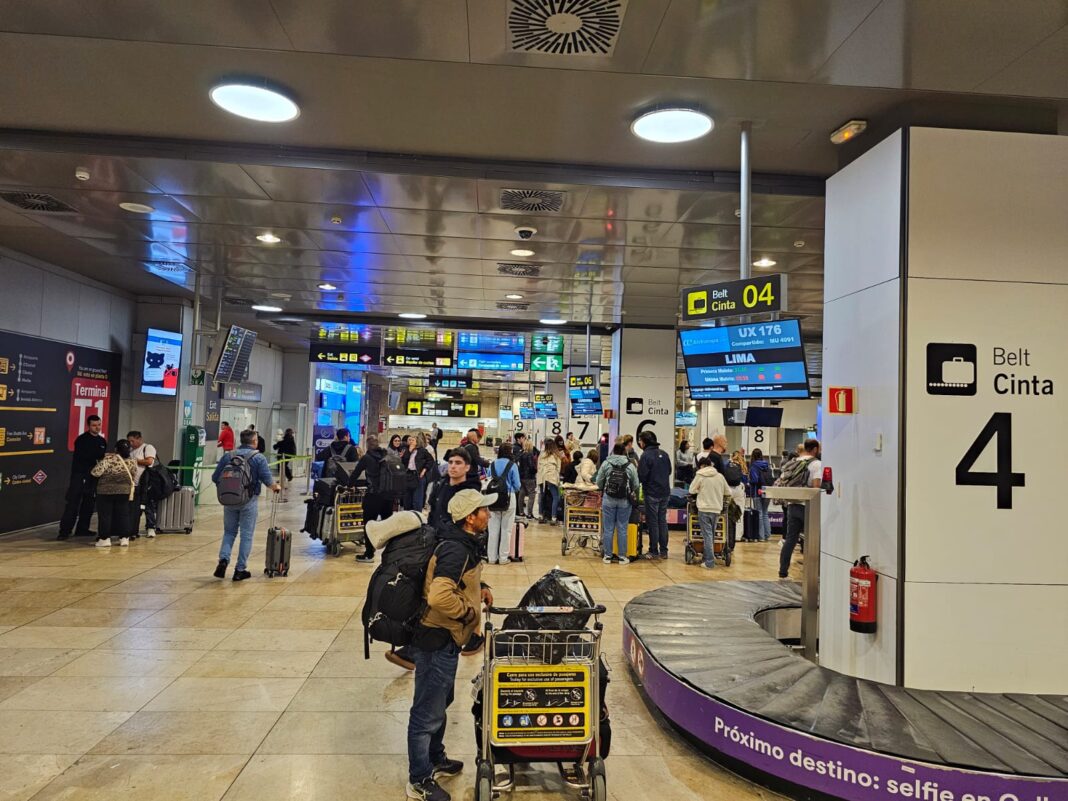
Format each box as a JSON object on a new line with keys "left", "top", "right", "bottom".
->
{"left": 448, "top": 488, "right": 494, "bottom": 522}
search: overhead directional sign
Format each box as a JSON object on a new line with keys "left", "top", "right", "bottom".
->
{"left": 309, "top": 343, "right": 380, "bottom": 365}
{"left": 384, "top": 348, "right": 454, "bottom": 369}
{"left": 681, "top": 274, "right": 785, "bottom": 322}
{"left": 531, "top": 354, "right": 564, "bottom": 372}
{"left": 531, "top": 334, "right": 565, "bottom": 355}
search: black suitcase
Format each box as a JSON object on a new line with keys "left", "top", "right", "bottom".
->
{"left": 264, "top": 496, "right": 291, "bottom": 578}
{"left": 742, "top": 508, "right": 761, "bottom": 541}
{"left": 313, "top": 477, "right": 338, "bottom": 506}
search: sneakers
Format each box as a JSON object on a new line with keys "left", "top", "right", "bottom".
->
{"left": 385, "top": 649, "right": 416, "bottom": 671}
{"left": 461, "top": 634, "right": 485, "bottom": 656}
{"left": 119, "top": 537, "right": 130, "bottom": 547}
{"left": 406, "top": 777, "right": 450, "bottom": 801}
{"left": 431, "top": 756, "right": 463, "bottom": 778}
{"left": 659, "top": 552, "right": 669, "bottom": 560}
{"left": 146, "top": 529, "right": 156, "bottom": 539}
{"left": 602, "top": 554, "right": 613, "bottom": 564}
{"left": 232, "top": 570, "right": 252, "bottom": 582}
{"left": 498, "top": 557, "right": 510, "bottom": 565}
{"left": 57, "top": 532, "right": 70, "bottom": 541}
{"left": 94, "top": 538, "right": 111, "bottom": 549}
{"left": 700, "top": 562, "right": 715, "bottom": 570}
{"left": 355, "top": 554, "right": 375, "bottom": 563}
{"left": 213, "top": 559, "right": 229, "bottom": 579}
{"left": 619, "top": 556, "right": 630, "bottom": 565}
{"left": 644, "top": 553, "right": 660, "bottom": 560}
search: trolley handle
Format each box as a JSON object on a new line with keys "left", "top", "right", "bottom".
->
{"left": 487, "top": 604, "right": 607, "bottom": 616}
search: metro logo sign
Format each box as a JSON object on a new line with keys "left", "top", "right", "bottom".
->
{"left": 68, "top": 378, "right": 111, "bottom": 449}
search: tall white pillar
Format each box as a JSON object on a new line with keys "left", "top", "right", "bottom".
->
{"left": 609, "top": 327, "right": 677, "bottom": 455}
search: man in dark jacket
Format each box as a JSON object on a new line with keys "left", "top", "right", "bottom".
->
{"left": 58, "top": 414, "right": 107, "bottom": 540}
{"left": 427, "top": 449, "right": 480, "bottom": 532}
{"left": 462, "top": 429, "right": 488, "bottom": 482}
{"left": 350, "top": 435, "right": 394, "bottom": 563}
{"left": 637, "top": 430, "right": 673, "bottom": 559}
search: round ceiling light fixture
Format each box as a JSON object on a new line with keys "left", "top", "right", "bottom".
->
{"left": 631, "top": 106, "right": 713, "bottom": 144}
{"left": 256, "top": 232, "right": 281, "bottom": 244}
{"left": 510, "top": 248, "right": 535, "bottom": 257}
{"left": 793, "top": 240, "right": 806, "bottom": 248}
{"left": 118, "top": 201, "right": 155, "bottom": 214}
{"left": 505, "top": 293, "right": 524, "bottom": 300}
{"left": 317, "top": 282, "right": 337, "bottom": 291}
{"left": 251, "top": 304, "right": 282, "bottom": 313}
{"left": 399, "top": 312, "right": 428, "bottom": 320}
{"left": 753, "top": 257, "right": 777, "bottom": 268}
{"left": 209, "top": 80, "right": 300, "bottom": 123}
{"left": 539, "top": 317, "right": 566, "bottom": 325}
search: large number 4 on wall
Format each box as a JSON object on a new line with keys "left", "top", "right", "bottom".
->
{"left": 954, "top": 413, "right": 1026, "bottom": 509}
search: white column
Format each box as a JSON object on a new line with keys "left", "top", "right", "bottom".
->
{"left": 609, "top": 327, "right": 677, "bottom": 455}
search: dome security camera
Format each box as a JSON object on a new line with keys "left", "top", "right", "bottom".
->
{"left": 514, "top": 225, "right": 537, "bottom": 240}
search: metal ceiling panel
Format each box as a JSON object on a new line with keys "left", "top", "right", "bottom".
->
{"left": 643, "top": 0, "right": 881, "bottom": 82}
{"left": 389, "top": 234, "right": 482, "bottom": 259}
{"left": 239, "top": 164, "right": 376, "bottom": 205}
{"left": 578, "top": 186, "right": 704, "bottom": 222}
{"left": 363, "top": 173, "right": 479, "bottom": 212}
{"left": 0, "top": 206, "right": 39, "bottom": 227}
{"left": 269, "top": 0, "right": 472, "bottom": 61}
{"left": 977, "top": 26, "right": 1068, "bottom": 97}
{"left": 74, "top": 237, "right": 190, "bottom": 261}
{"left": 0, "top": 149, "right": 160, "bottom": 194}
{"left": 130, "top": 159, "right": 270, "bottom": 199}
{"left": 0, "top": 0, "right": 293, "bottom": 49}
{"left": 169, "top": 196, "right": 390, "bottom": 233}
{"left": 303, "top": 230, "right": 400, "bottom": 254}
{"left": 379, "top": 208, "right": 481, "bottom": 239}
{"left": 15, "top": 188, "right": 201, "bottom": 224}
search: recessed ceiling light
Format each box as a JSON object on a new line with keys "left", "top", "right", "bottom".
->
{"left": 830, "top": 119, "right": 867, "bottom": 145}
{"left": 256, "top": 232, "right": 281, "bottom": 244}
{"left": 251, "top": 304, "right": 282, "bottom": 313}
{"left": 318, "top": 282, "right": 337, "bottom": 291}
{"left": 540, "top": 318, "right": 566, "bottom": 325}
{"left": 793, "top": 240, "right": 806, "bottom": 248}
{"left": 510, "top": 248, "right": 535, "bottom": 257}
{"left": 631, "top": 107, "right": 713, "bottom": 144}
{"left": 118, "top": 202, "right": 154, "bottom": 214}
{"left": 399, "top": 312, "right": 427, "bottom": 320}
{"left": 209, "top": 81, "right": 300, "bottom": 123}
{"left": 753, "top": 257, "right": 777, "bottom": 268}
{"left": 505, "top": 293, "right": 524, "bottom": 300}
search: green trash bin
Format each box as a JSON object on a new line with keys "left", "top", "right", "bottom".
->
{"left": 181, "top": 425, "right": 206, "bottom": 504}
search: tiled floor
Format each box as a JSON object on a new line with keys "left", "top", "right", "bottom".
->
{"left": 0, "top": 496, "right": 797, "bottom": 801}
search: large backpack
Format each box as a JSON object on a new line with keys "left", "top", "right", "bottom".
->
{"left": 757, "top": 463, "right": 776, "bottom": 488}
{"left": 361, "top": 525, "right": 437, "bottom": 658}
{"left": 216, "top": 452, "right": 256, "bottom": 506}
{"left": 141, "top": 461, "right": 178, "bottom": 501}
{"left": 604, "top": 463, "right": 630, "bottom": 500}
{"left": 484, "top": 462, "right": 511, "bottom": 511}
{"left": 722, "top": 462, "right": 744, "bottom": 487}
{"left": 375, "top": 450, "right": 408, "bottom": 496}
{"left": 775, "top": 457, "right": 811, "bottom": 489}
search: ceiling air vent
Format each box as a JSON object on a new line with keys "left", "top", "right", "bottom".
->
{"left": 224, "top": 296, "right": 253, "bottom": 307}
{"left": 500, "top": 188, "right": 565, "bottom": 213}
{"left": 148, "top": 261, "right": 189, "bottom": 274}
{"left": 508, "top": 0, "right": 628, "bottom": 56}
{"left": 0, "top": 191, "right": 76, "bottom": 213}
{"left": 496, "top": 301, "right": 531, "bottom": 311}
{"left": 497, "top": 262, "right": 542, "bottom": 277}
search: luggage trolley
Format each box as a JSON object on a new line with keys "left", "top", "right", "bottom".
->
{"left": 323, "top": 487, "right": 366, "bottom": 557}
{"left": 562, "top": 490, "right": 603, "bottom": 557}
{"left": 683, "top": 498, "right": 732, "bottom": 566}
{"left": 475, "top": 604, "right": 608, "bottom": 801}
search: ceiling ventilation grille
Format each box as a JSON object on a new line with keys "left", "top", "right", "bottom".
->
{"left": 500, "top": 188, "right": 566, "bottom": 213}
{"left": 496, "top": 301, "right": 531, "bottom": 311}
{"left": 508, "top": 0, "right": 627, "bottom": 56}
{"left": 224, "top": 296, "right": 253, "bottom": 307}
{"left": 147, "top": 261, "right": 189, "bottom": 274}
{"left": 0, "top": 191, "right": 76, "bottom": 213}
{"left": 497, "top": 262, "right": 542, "bottom": 277}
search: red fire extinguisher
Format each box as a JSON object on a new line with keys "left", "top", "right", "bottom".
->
{"left": 849, "top": 556, "right": 877, "bottom": 633}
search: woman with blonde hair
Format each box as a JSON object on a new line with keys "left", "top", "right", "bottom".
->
{"left": 536, "top": 439, "right": 562, "bottom": 525}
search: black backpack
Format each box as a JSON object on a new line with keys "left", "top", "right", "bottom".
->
{"left": 561, "top": 459, "right": 578, "bottom": 484}
{"left": 141, "top": 461, "right": 178, "bottom": 501}
{"left": 604, "top": 463, "right": 630, "bottom": 500}
{"left": 361, "top": 525, "right": 437, "bottom": 658}
{"left": 722, "top": 462, "right": 744, "bottom": 487}
{"left": 757, "top": 463, "right": 775, "bottom": 487}
{"left": 484, "top": 462, "right": 511, "bottom": 511}
{"left": 375, "top": 450, "right": 408, "bottom": 496}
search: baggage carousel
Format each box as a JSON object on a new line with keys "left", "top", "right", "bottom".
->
{"left": 623, "top": 582, "right": 1068, "bottom": 801}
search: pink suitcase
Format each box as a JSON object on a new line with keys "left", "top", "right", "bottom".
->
{"left": 510, "top": 520, "right": 526, "bottom": 562}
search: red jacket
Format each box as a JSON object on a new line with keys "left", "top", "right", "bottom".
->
{"left": 217, "top": 426, "right": 235, "bottom": 451}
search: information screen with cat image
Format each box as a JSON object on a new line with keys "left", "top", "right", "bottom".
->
{"left": 141, "top": 328, "right": 182, "bottom": 395}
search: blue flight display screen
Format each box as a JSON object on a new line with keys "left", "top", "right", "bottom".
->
{"left": 456, "top": 352, "right": 525, "bottom": 371}
{"left": 457, "top": 332, "right": 526, "bottom": 354}
{"left": 534, "top": 400, "right": 558, "bottom": 419}
{"left": 568, "top": 386, "right": 602, "bottom": 416}
{"left": 679, "top": 320, "right": 811, "bottom": 399}
{"left": 519, "top": 403, "right": 535, "bottom": 420}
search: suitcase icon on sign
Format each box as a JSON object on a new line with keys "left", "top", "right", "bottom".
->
{"left": 926, "top": 344, "right": 977, "bottom": 396}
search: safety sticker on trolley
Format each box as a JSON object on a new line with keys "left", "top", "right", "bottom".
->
{"left": 491, "top": 664, "right": 591, "bottom": 744}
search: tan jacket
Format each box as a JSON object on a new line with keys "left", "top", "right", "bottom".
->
{"left": 536, "top": 452, "right": 561, "bottom": 486}
{"left": 419, "top": 523, "right": 485, "bottom": 647}
{"left": 90, "top": 455, "right": 138, "bottom": 497}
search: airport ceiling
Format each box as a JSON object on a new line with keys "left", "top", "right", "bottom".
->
{"left": 0, "top": 1, "right": 1064, "bottom": 349}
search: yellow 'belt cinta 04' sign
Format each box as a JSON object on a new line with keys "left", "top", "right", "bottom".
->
{"left": 681, "top": 274, "right": 785, "bottom": 322}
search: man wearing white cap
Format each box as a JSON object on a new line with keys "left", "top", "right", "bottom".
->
{"left": 405, "top": 488, "right": 494, "bottom": 801}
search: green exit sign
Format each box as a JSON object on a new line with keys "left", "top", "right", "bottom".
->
{"left": 531, "top": 354, "right": 564, "bottom": 372}
{"left": 531, "top": 334, "right": 564, "bottom": 355}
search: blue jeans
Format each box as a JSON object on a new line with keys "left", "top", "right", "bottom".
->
{"left": 220, "top": 496, "right": 259, "bottom": 571}
{"left": 644, "top": 494, "right": 669, "bottom": 556}
{"left": 698, "top": 511, "right": 720, "bottom": 567}
{"left": 601, "top": 496, "right": 630, "bottom": 557}
{"left": 408, "top": 640, "right": 461, "bottom": 783}
{"left": 542, "top": 483, "right": 560, "bottom": 521}
{"left": 755, "top": 496, "right": 772, "bottom": 540}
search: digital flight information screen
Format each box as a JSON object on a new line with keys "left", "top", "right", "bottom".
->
{"left": 680, "top": 320, "right": 811, "bottom": 400}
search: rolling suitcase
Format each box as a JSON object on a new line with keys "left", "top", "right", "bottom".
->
{"left": 510, "top": 519, "right": 526, "bottom": 562}
{"left": 156, "top": 486, "right": 195, "bottom": 533}
{"left": 264, "top": 495, "right": 291, "bottom": 578}
{"left": 742, "top": 508, "right": 761, "bottom": 541}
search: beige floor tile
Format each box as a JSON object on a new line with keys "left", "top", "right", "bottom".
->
{"left": 100, "top": 626, "right": 233, "bottom": 651}
{"left": 216, "top": 628, "right": 339, "bottom": 653}
{"left": 310, "top": 647, "right": 419, "bottom": 679}
{"left": 133, "top": 607, "right": 255, "bottom": 629}
{"left": 30, "top": 754, "right": 248, "bottom": 801}
{"left": 0, "top": 566, "right": 68, "bottom": 579}
{"left": 280, "top": 576, "right": 367, "bottom": 596}
{"left": 11, "top": 578, "right": 121, "bottom": 594}
{"left": 89, "top": 710, "right": 280, "bottom": 755}
{"left": 0, "top": 608, "right": 53, "bottom": 626}
{"left": 220, "top": 754, "right": 411, "bottom": 801}
{"left": 257, "top": 710, "right": 476, "bottom": 756}
{"left": 52, "top": 649, "right": 208, "bottom": 678}
{"left": 239, "top": 608, "right": 352, "bottom": 631}
{"left": 288, "top": 676, "right": 464, "bottom": 713}
{"left": 261, "top": 594, "right": 361, "bottom": 613}
{"left": 0, "top": 626, "right": 127, "bottom": 650}
{"left": 0, "top": 710, "right": 132, "bottom": 754}
{"left": 101, "top": 578, "right": 213, "bottom": 595}
{"left": 182, "top": 650, "right": 324, "bottom": 679}
{"left": 0, "top": 648, "right": 87, "bottom": 677}
{"left": 0, "top": 676, "right": 173, "bottom": 712}
{"left": 29, "top": 606, "right": 157, "bottom": 628}
{"left": 68, "top": 592, "right": 181, "bottom": 610}
{"left": 0, "top": 754, "right": 80, "bottom": 801}
{"left": 0, "top": 591, "right": 92, "bottom": 610}
{"left": 144, "top": 677, "right": 304, "bottom": 712}
{"left": 0, "top": 677, "right": 42, "bottom": 703}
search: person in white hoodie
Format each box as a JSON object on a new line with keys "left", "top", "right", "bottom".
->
{"left": 689, "top": 456, "right": 729, "bottom": 569}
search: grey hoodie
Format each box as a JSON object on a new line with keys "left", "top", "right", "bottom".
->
{"left": 594, "top": 454, "right": 639, "bottom": 495}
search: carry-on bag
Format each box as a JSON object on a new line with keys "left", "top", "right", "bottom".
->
{"left": 264, "top": 494, "right": 291, "bottom": 578}
{"left": 742, "top": 508, "right": 761, "bottom": 541}
{"left": 510, "top": 519, "right": 526, "bottom": 562}
{"left": 156, "top": 486, "right": 195, "bottom": 533}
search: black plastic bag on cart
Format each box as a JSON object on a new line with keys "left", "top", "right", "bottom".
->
{"left": 498, "top": 569, "right": 597, "bottom": 665}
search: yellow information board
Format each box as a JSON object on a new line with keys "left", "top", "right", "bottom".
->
{"left": 490, "top": 663, "right": 592, "bottom": 745}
